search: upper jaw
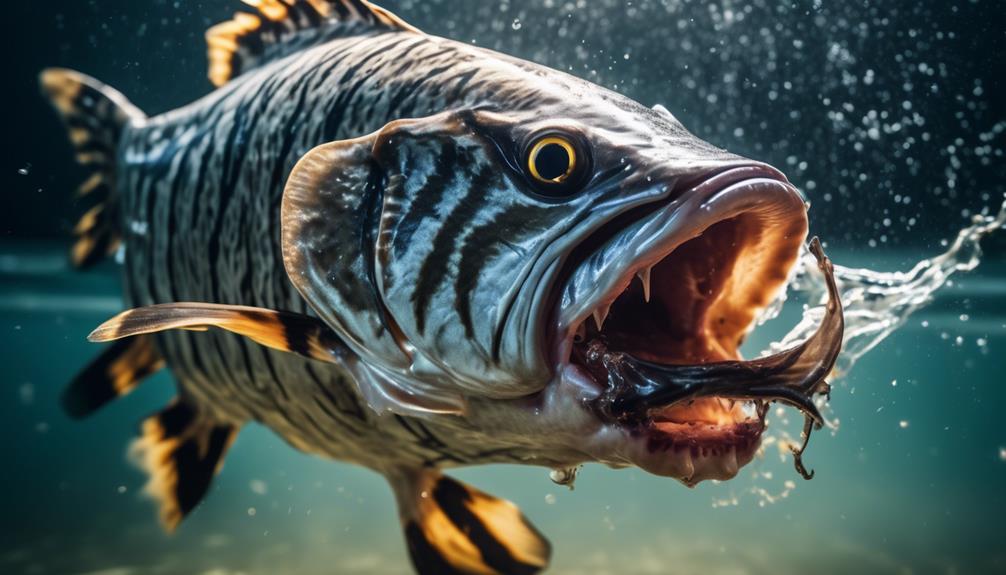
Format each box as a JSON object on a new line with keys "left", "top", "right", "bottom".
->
{"left": 554, "top": 163, "right": 808, "bottom": 367}
{"left": 548, "top": 164, "right": 845, "bottom": 483}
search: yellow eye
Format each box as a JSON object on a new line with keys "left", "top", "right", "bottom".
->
{"left": 527, "top": 136, "right": 577, "bottom": 184}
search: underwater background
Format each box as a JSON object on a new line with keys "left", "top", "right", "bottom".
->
{"left": 3, "top": 1, "right": 1004, "bottom": 573}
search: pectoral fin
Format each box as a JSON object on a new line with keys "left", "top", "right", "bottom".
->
{"left": 88, "top": 303, "right": 467, "bottom": 417}
{"left": 88, "top": 302, "right": 346, "bottom": 364}
{"left": 389, "top": 469, "right": 551, "bottom": 575}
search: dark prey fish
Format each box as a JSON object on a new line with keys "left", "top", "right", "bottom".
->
{"left": 42, "top": 1, "right": 844, "bottom": 573}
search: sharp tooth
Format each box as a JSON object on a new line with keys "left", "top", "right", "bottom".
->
{"left": 722, "top": 446, "right": 739, "bottom": 477}
{"left": 592, "top": 303, "right": 610, "bottom": 331}
{"left": 637, "top": 267, "right": 652, "bottom": 302}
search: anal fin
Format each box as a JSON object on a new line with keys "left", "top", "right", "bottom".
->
{"left": 133, "top": 399, "right": 239, "bottom": 531}
{"left": 63, "top": 334, "right": 165, "bottom": 419}
{"left": 390, "top": 470, "right": 552, "bottom": 575}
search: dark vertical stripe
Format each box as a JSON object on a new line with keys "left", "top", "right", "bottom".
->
{"left": 390, "top": 143, "right": 457, "bottom": 259}
{"left": 321, "top": 36, "right": 417, "bottom": 139}
{"left": 404, "top": 521, "right": 466, "bottom": 575}
{"left": 453, "top": 204, "right": 552, "bottom": 339}
{"left": 412, "top": 167, "right": 497, "bottom": 333}
{"left": 433, "top": 477, "right": 543, "bottom": 575}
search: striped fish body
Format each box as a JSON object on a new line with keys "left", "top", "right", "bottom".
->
{"left": 44, "top": 2, "right": 840, "bottom": 573}
{"left": 117, "top": 30, "right": 488, "bottom": 464}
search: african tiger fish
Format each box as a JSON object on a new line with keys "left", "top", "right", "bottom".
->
{"left": 42, "top": 1, "right": 845, "bottom": 573}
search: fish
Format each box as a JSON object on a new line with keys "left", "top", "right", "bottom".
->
{"left": 41, "top": 1, "right": 845, "bottom": 573}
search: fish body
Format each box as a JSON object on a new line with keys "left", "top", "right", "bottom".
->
{"left": 43, "top": 2, "right": 844, "bottom": 573}
{"left": 117, "top": 28, "right": 528, "bottom": 468}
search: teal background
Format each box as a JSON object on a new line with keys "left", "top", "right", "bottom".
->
{"left": 3, "top": 1, "right": 1005, "bottom": 574}
{"left": 2, "top": 248, "right": 1003, "bottom": 574}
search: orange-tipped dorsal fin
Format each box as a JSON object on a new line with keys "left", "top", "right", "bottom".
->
{"left": 206, "top": 0, "right": 419, "bottom": 87}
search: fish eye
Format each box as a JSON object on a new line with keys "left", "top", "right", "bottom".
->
{"left": 523, "top": 131, "right": 591, "bottom": 197}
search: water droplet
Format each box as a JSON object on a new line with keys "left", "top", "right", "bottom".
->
{"left": 249, "top": 479, "right": 268, "bottom": 495}
{"left": 247, "top": 507, "right": 257, "bottom": 516}
{"left": 899, "top": 420, "right": 910, "bottom": 429}
{"left": 511, "top": 18, "right": 522, "bottom": 30}
{"left": 19, "top": 383, "right": 34, "bottom": 405}
{"left": 544, "top": 493, "right": 556, "bottom": 504}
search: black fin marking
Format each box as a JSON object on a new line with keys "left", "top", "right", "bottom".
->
{"left": 132, "top": 399, "right": 239, "bottom": 531}
{"left": 206, "top": 0, "right": 418, "bottom": 87}
{"left": 88, "top": 302, "right": 345, "bottom": 364}
{"left": 62, "top": 334, "right": 165, "bottom": 419}
{"left": 392, "top": 470, "right": 552, "bottom": 575}
{"left": 39, "top": 68, "right": 145, "bottom": 268}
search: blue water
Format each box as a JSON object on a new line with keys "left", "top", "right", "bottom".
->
{"left": 3, "top": 242, "right": 1003, "bottom": 574}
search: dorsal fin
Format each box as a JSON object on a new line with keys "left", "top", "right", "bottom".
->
{"left": 206, "top": 0, "right": 419, "bottom": 87}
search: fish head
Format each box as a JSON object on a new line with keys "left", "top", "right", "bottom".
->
{"left": 451, "top": 94, "right": 844, "bottom": 484}
{"left": 283, "top": 85, "right": 842, "bottom": 483}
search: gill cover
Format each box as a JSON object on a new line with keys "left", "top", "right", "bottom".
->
{"left": 282, "top": 110, "right": 585, "bottom": 412}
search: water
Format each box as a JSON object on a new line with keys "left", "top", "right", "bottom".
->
{"left": 3, "top": 237, "right": 1004, "bottom": 574}
{"left": 6, "top": 1, "right": 1006, "bottom": 574}
{"left": 747, "top": 200, "right": 1006, "bottom": 489}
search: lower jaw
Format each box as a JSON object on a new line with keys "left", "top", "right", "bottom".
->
{"left": 628, "top": 416, "right": 765, "bottom": 485}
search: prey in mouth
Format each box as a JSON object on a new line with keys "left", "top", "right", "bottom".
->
{"left": 555, "top": 167, "right": 845, "bottom": 485}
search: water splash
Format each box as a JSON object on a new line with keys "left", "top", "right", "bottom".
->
{"left": 773, "top": 196, "right": 1005, "bottom": 377}
{"left": 728, "top": 196, "right": 1006, "bottom": 507}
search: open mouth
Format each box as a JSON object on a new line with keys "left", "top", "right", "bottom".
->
{"left": 555, "top": 166, "right": 844, "bottom": 483}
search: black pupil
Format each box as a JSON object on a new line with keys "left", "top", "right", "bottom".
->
{"left": 535, "top": 143, "right": 571, "bottom": 181}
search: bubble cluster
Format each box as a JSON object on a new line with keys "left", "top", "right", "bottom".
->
{"left": 391, "top": 0, "right": 1004, "bottom": 249}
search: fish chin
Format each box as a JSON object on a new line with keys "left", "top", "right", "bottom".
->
{"left": 551, "top": 165, "right": 844, "bottom": 484}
